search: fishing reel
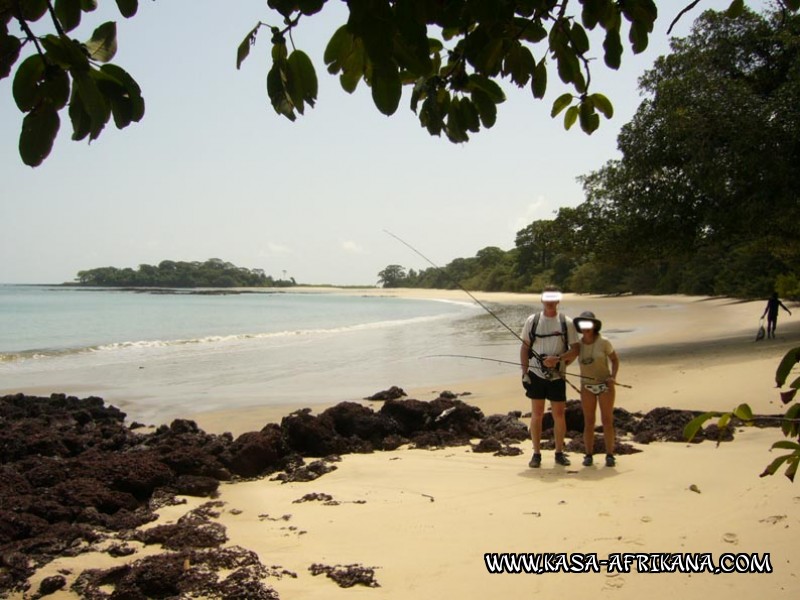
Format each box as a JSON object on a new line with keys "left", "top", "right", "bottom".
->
{"left": 537, "top": 354, "right": 561, "bottom": 380}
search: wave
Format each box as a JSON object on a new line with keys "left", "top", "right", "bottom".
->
{"left": 0, "top": 312, "right": 463, "bottom": 363}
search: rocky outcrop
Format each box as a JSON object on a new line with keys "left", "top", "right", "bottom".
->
{"left": 0, "top": 391, "right": 755, "bottom": 596}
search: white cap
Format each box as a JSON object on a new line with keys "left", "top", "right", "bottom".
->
{"left": 541, "top": 291, "right": 563, "bottom": 302}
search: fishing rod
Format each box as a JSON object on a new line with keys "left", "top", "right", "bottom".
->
{"left": 384, "top": 229, "right": 526, "bottom": 346}
{"left": 385, "top": 230, "right": 630, "bottom": 391}
{"left": 427, "top": 354, "right": 633, "bottom": 389}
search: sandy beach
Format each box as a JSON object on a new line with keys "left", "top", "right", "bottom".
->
{"left": 11, "top": 291, "right": 800, "bottom": 599}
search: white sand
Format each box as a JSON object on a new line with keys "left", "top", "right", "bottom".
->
{"left": 17, "top": 291, "right": 800, "bottom": 599}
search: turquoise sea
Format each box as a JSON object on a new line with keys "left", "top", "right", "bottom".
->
{"left": 0, "top": 285, "right": 523, "bottom": 424}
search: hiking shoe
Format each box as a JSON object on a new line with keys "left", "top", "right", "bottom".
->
{"left": 605, "top": 455, "right": 616, "bottom": 467}
{"left": 528, "top": 453, "right": 542, "bottom": 468}
{"left": 555, "top": 452, "right": 571, "bottom": 466}
{"left": 582, "top": 454, "right": 593, "bottom": 467}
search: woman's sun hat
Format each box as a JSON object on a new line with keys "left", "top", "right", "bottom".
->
{"left": 574, "top": 310, "right": 602, "bottom": 332}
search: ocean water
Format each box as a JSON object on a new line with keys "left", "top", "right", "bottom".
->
{"left": 0, "top": 285, "right": 523, "bottom": 424}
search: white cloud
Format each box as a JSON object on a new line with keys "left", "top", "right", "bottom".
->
{"left": 340, "top": 240, "right": 364, "bottom": 254}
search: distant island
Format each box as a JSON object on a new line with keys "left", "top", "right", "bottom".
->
{"left": 74, "top": 259, "right": 296, "bottom": 288}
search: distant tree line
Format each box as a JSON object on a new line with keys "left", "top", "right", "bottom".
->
{"left": 76, "top": 259, "right": 296, "bottom": 288}
{"left": 379, "top": 8, "right": 800, "bottom": 300}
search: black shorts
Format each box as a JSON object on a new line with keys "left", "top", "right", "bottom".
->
{"left": 524, "top": 372, "right": 567, "bottom": 402}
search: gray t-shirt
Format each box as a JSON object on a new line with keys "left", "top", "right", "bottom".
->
{"left": 521, "top": 312, "right": 579, "bottom": 380}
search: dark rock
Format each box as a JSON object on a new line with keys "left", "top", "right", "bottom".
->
{"left": 38, "top": 575, "right": 66, "bottom": 596}
{"left": 281, "top": 409, "right": 348, "bottom": 456}
{"left": 364, "top": 386, "right": 406, "bottom": 401}
{"left": 173, "top": 475, "right": 220, "bottom": 497}
{"left": 321, "top": 402, "right": 399, "bottom": 446}
{"left": 309, "top": 562, "right": 380, "bottom": 588}
{"left": 472, "top": 438, "right": 502, "bottom": 453}
{"left": 227, "top": 426, "right": 286, "bottom": 478}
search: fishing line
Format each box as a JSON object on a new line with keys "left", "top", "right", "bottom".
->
{"left": 383, "top": 229, "right": 528, "bottom": 348}
{"left": 427, "top": 354, "right": 632, "bottom": 389}
{"left": 385, "top": 230, "right": 632, "bottom": 390}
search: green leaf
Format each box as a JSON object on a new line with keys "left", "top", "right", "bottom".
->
{"left": 564, "top": 105, "right": 578, "bottom": 130}
{"left": 371, "top": 64, "right": 401, "bottom": 116}
{"left": 41, "top": 35, "right": 90, "bottom": 71}
{"left": 267, "top": 63, "right": 296, "bottom": 121}
{"left": 68, "top": 89, "right": 92, "bottom": 140}
{"left": 21, "top": 0, "right": 49, "bottom": 21}
{"left": 0, "top": 37, "right": 20, "bottom": 81}
{"left": 470, "top": 89, "right": 497, "bottom": 128}
{"left": 556, "top": 50, "right": 580, "bottom": 85}
{"left": 467, "top": 75, "right": 504, "bottom": 103}
{"left": 782, "top": 404, "right": 800, "bottom": 437}
{"left": 726, "top": 0, "right": 745, "bottom": 18}
{"left": 781, "top": 388, "right": 798, "bottom": 405}
{"left": 732, "top": 403, "right": 753, "bottom": 421}
{"left": 570, "top": 22, "right": 590, "bottom": 55}
{"left": 72, "top": 70, "right": 110, "bottom": 139}
{"left": 603, "top": 28, "right": 622, "bottom": 70}
{"left": 590, "top": 93, "right": 613, "bottom": 118}
{"left": 683, "top": 412, "right": 718, "bottom": 442}
{"left": 775, "top": 346, "right": 800, "bottom": 387}
{"left": 579, "top": 107, "right": 600, "bottom": 133}
{"left": 629, "top": 21, "right": 650, "bottom": 54}
{"left": 12, "top": 54, "right": 46, "bottom": 111}
{"left": 550, "top": 93, "right": 572, "bottom": 117}
{"left": 519, "top": 20, "right": 547, "bottom": 44}
{"left": 81, "top": 0, "right": 99, "bottom": 11}
{"left": 114, "top": 0, "right": 138, "bottom": 18}
{"left": 297, "top": 0, "right": 325, "bottom": 15}
{"left": 40, "top": 68, "right": 70, "bottom": 110}
{"left": 504, "top": 43, "right": 535, "bottom": 87}
{"left": 286, "top": 49, "right": 317, "bottom": 114}
{"left": 324, "top": 25, "right": 350, "bottom": 70}
{"left": 55, "top": 0, "right": 83, "bottom": 33}
{"left": 785, "top": 456, "right": 799, "bottom": 482}
{"left": 771, "top": 440, "right": 800, "bottom": 451}
{"left": 19, "top": 106, "right": 60, "bottom": 167}
{"left": 476, "top": 38, "right": 504, "bottom": 76}
{"left": 531, "top": 58, "right": 547, "bottom": 99}
{"left": 459, "top": 97, "right": 480, "bottom": 133}
{"left": 237, "top": 25, "right": 261, "bottom": 70}
{"left": 100, "top": 63, "right": 144, "bottom": 122}
{"left": 95, "top": 64, "right": 144, "bottom": 128}
{"left": 85, "top": 22, "right": 118, "bottom": 63}
{"left": 760, "top": 454, "right": 791, "bottom": 477}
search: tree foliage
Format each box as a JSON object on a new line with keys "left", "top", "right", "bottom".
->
{"left": 3, "top": 0, "right": 145, "bottom": 166}
{"left": 75, "top": 258, "right": 295, "bottom": 288}
{"left": 379, "top": 4, "right": 800, "bottom": 300}
{"left": 9, "top": 1, "right": 797, "bottom": 166}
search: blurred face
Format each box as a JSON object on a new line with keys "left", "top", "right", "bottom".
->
{"left": 541, "top": 291, "right": 561, "bottom": 316}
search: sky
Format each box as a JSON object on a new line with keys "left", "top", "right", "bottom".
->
{"left": 0, "top": 0, "right": 770, "bottom": 285}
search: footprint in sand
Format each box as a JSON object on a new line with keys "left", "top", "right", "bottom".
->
{"left": 759, "top": 515, "right": 786, "bottom": 525}
{"left": 722, "top": 532, "right": 738, "bottom": 545}
{"left": 604, "top": 573, "right": 625, "bottom": 590}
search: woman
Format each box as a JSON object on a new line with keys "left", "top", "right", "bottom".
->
{"left": 572, "top": 311, "right": 619, "bottom": 467}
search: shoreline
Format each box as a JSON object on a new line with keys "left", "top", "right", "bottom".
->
{"left": 4, "top": 290, "right": 799, "bottom": 599}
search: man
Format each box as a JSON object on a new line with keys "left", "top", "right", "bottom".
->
{"left": 520, "top": 287, "right": 580, "bottom": 468}
{"left": 761, "top": 292, "right": 792, "bottom": 339}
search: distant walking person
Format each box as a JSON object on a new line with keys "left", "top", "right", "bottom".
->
{"left": 520, "top": 286, "right": 579, "bottom": 468}
{"left": 572, "top": 311, "right": 619, "bottom": 468}
{"left": 762, "top": 292, "right": 792, "bottom": 339}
